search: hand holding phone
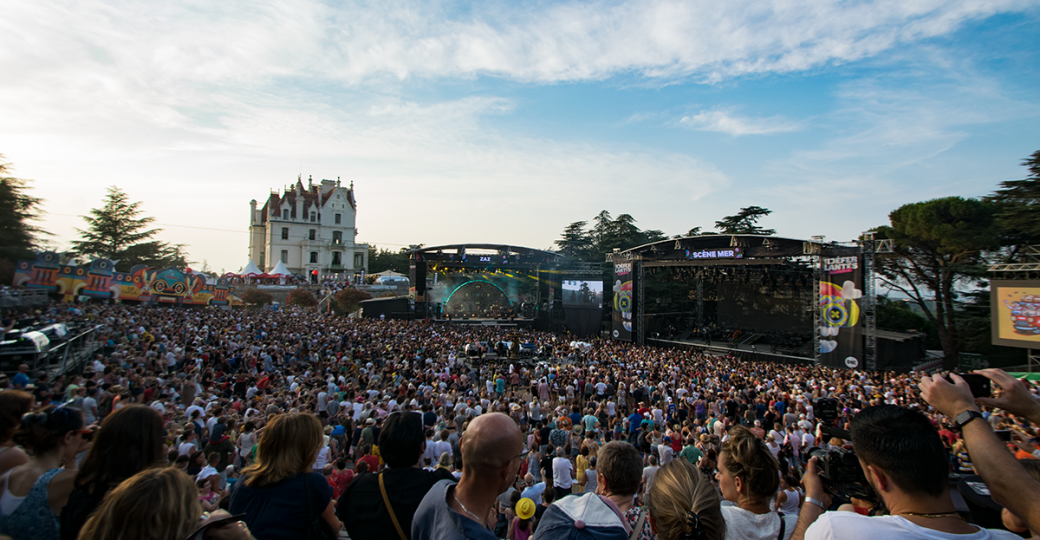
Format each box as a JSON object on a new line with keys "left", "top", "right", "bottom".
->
{"left": 946, "top": 373, "right": 991, "bottom": 398}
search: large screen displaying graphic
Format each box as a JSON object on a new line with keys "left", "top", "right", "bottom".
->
{"left": 991, "top": 280, "right": 1040, "bottom": 349}
{"left": 612, "top": 263, "right": 633, "bottom": 341}
{"left": 563, "top": 280, "right": 603, "bottom": 308}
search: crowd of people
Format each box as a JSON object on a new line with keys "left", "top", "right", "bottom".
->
{"left": 0, "top": 300, "right": 1038, "bottom": 540}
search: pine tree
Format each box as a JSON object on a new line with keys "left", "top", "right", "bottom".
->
{"left": 72, "top": 186, "right": 190, "bottom": 271}
{"left": 714, "top": 206, "right": 776, "bottom": 235}
{"left": 0, "top": 155, "right": 47, "bottom": 262}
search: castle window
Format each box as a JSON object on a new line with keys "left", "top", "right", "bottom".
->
{"left": 280, "top": 250, "right": 288, "bottom": 263}
{"left": 335, "top": 213, "right": 341, "bottom": 224}
{"left": 309, "top": 229, "right": 316, "bottom": 241}
{"left": 310, "top": 252, "right": 318, "bottom": 264}
{"left": 281, "top": 228, "right": 289, "bottom": 240}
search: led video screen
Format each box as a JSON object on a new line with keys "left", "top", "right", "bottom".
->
{"left": 563, "top": 280, "right": 603, "bottom": 308}
{"left": 991, "top": 280, "right": 1040, "bottom": 349}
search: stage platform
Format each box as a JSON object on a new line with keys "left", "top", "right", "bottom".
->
{"left": 647, "top": 337, "right": 815, "bottom": 365}
{"left": 431, "top": 317, "right": 534, "bottom": 327}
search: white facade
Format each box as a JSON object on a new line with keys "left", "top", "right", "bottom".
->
{"left": 248, "top": 176, "right": 368, "bottom": 277}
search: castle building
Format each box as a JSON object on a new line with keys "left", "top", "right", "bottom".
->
{"left": 248, "top": 176, "right": 368, "bottom": 277}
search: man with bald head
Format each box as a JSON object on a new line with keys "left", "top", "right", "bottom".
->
{"left": 412, "top": 412, "right": 524, "bottom": 540}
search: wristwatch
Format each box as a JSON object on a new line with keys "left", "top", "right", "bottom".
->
{"left": 954, "top": 410, "right": 983, "bottom": 431}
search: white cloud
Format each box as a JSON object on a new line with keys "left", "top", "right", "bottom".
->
{"left": 678, "top": 109, "right": 803, "bottom": 136}
{"left": 1, "top": 0, "right": 1033, "bottom": 90}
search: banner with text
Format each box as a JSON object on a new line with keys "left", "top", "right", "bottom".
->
{"left": 612, "top": 262, "right": 634, "bottom": 341}
{"left": 818, "top": 252, "right": 864, "bottom": 369}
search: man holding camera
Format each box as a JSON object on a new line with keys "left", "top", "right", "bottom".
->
{"left": 792, "top": 404, "right": 1020, "bottom": 540}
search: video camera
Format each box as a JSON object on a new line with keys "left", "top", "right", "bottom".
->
{"left": 808, "top": 397, "right": 875, "bottom": 502}
{"left": 806, "top": 445, "right": 873, "bottom": 501}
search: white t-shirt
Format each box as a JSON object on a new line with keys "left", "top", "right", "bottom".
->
{"left": 659, "top": 445, "right": 674, "bottom": 466}
{"left": 721, "top": 505, "right": 797, "bottom": 540}
{"left": 641, "top": 465, "right": 659, "bottom": 493}
{"left": 82, "top": 397, "right": 98, "bottom": 425}
{"left": 552, "top": 457, "right": 573, "bottom": 489}
{"left": 804, "top": 511, "right": 1019, "bottom": 540}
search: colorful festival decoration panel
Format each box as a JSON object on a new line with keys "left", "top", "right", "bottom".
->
{"left": 12, "top": 251, "right": 241, "bottom": 306}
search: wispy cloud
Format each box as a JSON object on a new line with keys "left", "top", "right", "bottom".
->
{"left": 678, "top": 109, "right": 803, "bottom": 136}
{"left": 1, "top": 0, "right": 1033, "bottom": 90}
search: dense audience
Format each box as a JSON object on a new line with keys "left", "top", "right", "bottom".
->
{"left": 0, "top": 300, "right": 1038, "bottom": 540}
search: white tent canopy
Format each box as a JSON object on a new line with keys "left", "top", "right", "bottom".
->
{"left": 268, "top": 260, "right": 291, "bottom": 276}
{"left": 372, "top": 270, "right": 407, "bottom": 278}
{"left": 240, "top": 260, "right": 263, "bottom": 276}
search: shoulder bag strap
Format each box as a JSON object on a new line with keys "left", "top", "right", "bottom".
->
{"left": 379, "top": 473, "right": 409, "bottom": 540}
{"left": 777, "top": 512, "right": 786, "bottom": 540}
{"left": 629, "top": 508, "right": 647, "bottom": 540}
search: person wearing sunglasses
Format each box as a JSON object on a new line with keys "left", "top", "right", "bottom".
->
{"left": 0, "top": 403, "right": 92, "bottom": 540}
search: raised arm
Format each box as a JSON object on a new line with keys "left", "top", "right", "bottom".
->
{"left": 919, "top": 373, "right": 1040, "bottom": 533}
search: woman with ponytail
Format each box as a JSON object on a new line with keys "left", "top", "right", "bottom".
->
{"left": 647, "top": 459, "right": 724, "bottom": 540}
{"left": 715, "top": 425, "right": 796, "bottom": 540}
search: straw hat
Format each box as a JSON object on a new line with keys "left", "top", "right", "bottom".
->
{"left": 516, "top": 498, "right": 536, "bottom": 520}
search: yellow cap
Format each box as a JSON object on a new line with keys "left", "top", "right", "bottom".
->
{"left": 516, "top": 497, "right": 536, "bottom": 520}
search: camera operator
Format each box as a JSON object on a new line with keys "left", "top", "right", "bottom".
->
{"left": 791, "top": 404, "right": 1020, "bottom": 540}
{"left": 919, "top": 369, "right": 1040, "bottom": 535}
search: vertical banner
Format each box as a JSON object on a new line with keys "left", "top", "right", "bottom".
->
{"left": 612, "top": 261, "right": 633, "bottom": 341}
{"left": 819, "top": 252, "right": 864, "bottom": 369}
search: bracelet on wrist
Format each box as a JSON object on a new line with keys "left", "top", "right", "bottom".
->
{"left": 805, "top": 496, "right": 826, "bottom": 510}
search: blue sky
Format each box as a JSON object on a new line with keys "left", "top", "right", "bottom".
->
{"left": 1, "top": 0, "right": 1038, "bottom": 273}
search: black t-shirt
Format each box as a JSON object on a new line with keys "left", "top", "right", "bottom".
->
{"left": 540, "top": 455, "right": 553, "bottom": 481}
{"left": 539, "top": 426, "right": 551, "bottom": 445}
{"left": 230, "top": 472, "right": 332, "bottom": 540}
{"left": 338, "top": 467, "right": 454, "bottom": 540}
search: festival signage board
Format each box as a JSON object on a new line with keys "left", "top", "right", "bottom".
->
{"left": 612, "top": 262, "right": 633, "bottom": 341}
{"left": 818, "top": 251, "right": 864, "bottom": 368}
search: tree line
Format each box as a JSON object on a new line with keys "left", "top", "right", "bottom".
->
{"left": 555, "top": 206, "right": 776, "bottom": 262}
{"left": 0, "top": 157, "right": 190, "bottom": 282}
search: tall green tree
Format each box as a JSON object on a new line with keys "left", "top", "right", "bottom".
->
{"left": 875, "top": 197, "right": 998, "bottom": 369}
{"left": 556, "top": 211, "right": 670, "bottom": 262}
{"left": 366, "top": 245, "right": 417, "bottom": 274}
{"left": 714, "top": 206, "right": 775, "bottom": 235}
{"left": 555, "top": 221, "right": 593, "bottom": 261}
{"left": 0, "top": 155, "right": 47, "bottom": 263}
{"left": 987, "top": 149, "right": 1040, "bottom": 253}
{"left": 71, "top": 186, "right": 190, "bottom": 271}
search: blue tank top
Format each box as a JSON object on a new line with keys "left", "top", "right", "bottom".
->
{"left": 0, "top": 468, "right": 63, "bottom": 540}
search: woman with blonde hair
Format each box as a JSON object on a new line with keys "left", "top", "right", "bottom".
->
{"left": 77, "top": 467, "right": 251, "bottom": 540}
{"left": 716, "top": 426, "right": 795, "bottom": 540}
{"left": 229, "top": 412, "right": 339, "bottom": 540}
{"left": 647, "top": 459, "right": 724, "bottom": 540}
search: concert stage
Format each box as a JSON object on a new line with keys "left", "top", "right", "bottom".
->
{"left": 408, "top": 244, "right": 606, "bottom": 336}
{"left": 609, "top": 234, "right": 879, "bottom": 370}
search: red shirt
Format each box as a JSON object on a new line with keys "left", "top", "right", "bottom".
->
{"left": 359, "top": 455, "right": 380, "bottom": 473}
